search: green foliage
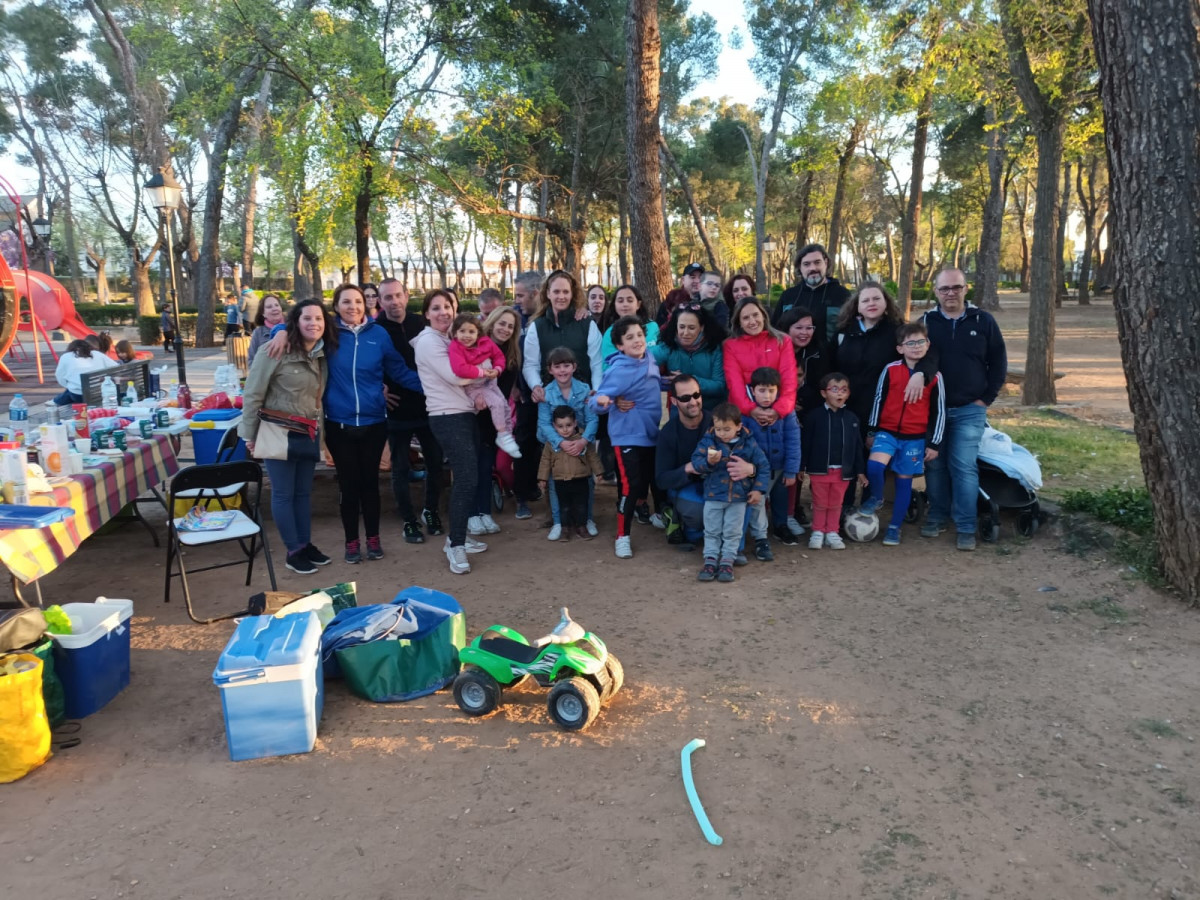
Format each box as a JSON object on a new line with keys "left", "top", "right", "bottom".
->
{"left": 138, "top": 316, "right": 162, "bottom": 346}
{"left": 75, "top": 304, "right": 138, "bottom": 326}
{"left": 1062, "top": 487, "right": 1154, "bottom": 536}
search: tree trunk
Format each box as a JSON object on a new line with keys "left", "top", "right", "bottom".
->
{"left": 1055, "top": 161, "right": 1072, "bottom": 308}
{"left": 1014, "top": 179, "right": 1031, "bottom": 291}
{"left": 897, "top": 88, "right": 932, "bottom": 318}
{"left": 537, "top": 180, "right": 548, "bottom": 273}
{"left": 794, "top": 169, "right": 815, "bottom": 267}
{"left": 617, "top": 190, "right": 631, "bottom": 284}
{"left": 1075, "top": 156, "right": 1100, "bottom": 305}
{"left": 1089, "top": 0, "right": 1200, "bottom": 602}
{"left": 975, "top": 103, "right": 1007, "bottom": 311}
{"left": 131, "top": 252, "right": 156, "bottom": 317}
{"left": 828, "top": 122, "right": 865, "bottom": 268}
{"left": 624, "top": 0, "right": 673, "bottom": 312}
{"left": 355, "top": 154, "right": 374, "bottom": 285}
{"left": 240, "top": 72, "right": 272, "bottom": 288}
{"left": 659, "top": 137, "right": 719, "bottom": 271}
{"left": 884, "top": 223, "right": 896, "bottom": 283}
{"left": 513, "top": 180, "right": 524, "bottom": 276}
{"left": 1020, "top": 121, "right": 1064, "bottom": 403}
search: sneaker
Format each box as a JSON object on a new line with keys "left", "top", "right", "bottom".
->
{"left": 403, "top": 520, "right": 425, "bottom": 544}
{"left": 648, "top": 513, "right": 666, "bottom": 529}
{"left": 614, "top": 536, "right": 633, "bottom": 559}
{"left": 858, "top": 497, "right": 884, "bottom": 516}
{"left": 303, "top": 544, "right": 331, "bottom": 566}
{"left": 344, "top": 539, "right": 362, "bottom": 564}
{"left": 825, "top": 533, "right": 846, "bottom": 550}
{"left": 733, "top": 553, "right": 749, "bottom": 567}
{"left": 785, "top": 516, "right": 806, "bottom": 537}
{"left": 480, "top": 514, "right": 501, "bottom": 534}
{"left": 547, "top": 524, "right": 563, "bottom": 541}
{"left": 920, "top": 520, "right": 947, "bottom": 538}
{"left": 585, "top": 519, "right": 598, "bottom": 537}
{"left": 463, "top": 536, "right": 488, "bottom": 554}
{"left": 529, "top": 488, "right": 544, "bottom": 502}
{"left": 286, "top": 550, "right": 318, "bottom": 574}
{"left": 558, "top": 528, "right": 571, "bottom": 542}
{"left": 773, "top": 524, "right": 799, "bottom": 546}
{"left": 956, "top": 533, "right": 977, "bottom": 552}
{"left": 635, "top": 502, "right": 651, "bottom": 525}
{"left": 422, "top": 508, "right": 444, "bottom": 535}
{"left": 514, "top": 501, "right": 532, "bottom": 520}
{"left": 444, "top": 541, "right": 470, "bottom": 575}
{"left": 808, "top": 531, "right": 825, "bottom": 550}
{"left": 755, "top": 538, "right": 774, "bottom": 562}
{"left": 697, "top": 560, "right": 718, "bottom": 582}
{"left": 717, "top": 563, "right": 735, "bottom": 583}
{"left": 365, "top": 535, "right": 383, "bottom": 560}
{"left": 467, "top": 515, "right": 489, "bottom": 536}
{"left": 883, "top": 525, "right": 902, "bottom": 546}
{"left": 496, "top": 432, "right": 522, "bottom": 458}
{"left": 601, "top": 472, "right": 617, "bottom": 485}
{"left": 575, "top": 526, "right": 593, "bottom": 541}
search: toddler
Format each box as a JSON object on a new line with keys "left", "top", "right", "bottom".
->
{"left": 447, "top": 314, "right": 521, "bottom": 458}
{"left": 742, "top": 366, "right": 801, "bottom": 551}
{"left": 538, "top": 406, "right": 605, "bottom": 541}
{"left": 800, "top": 373, "right": 867, "bottom": 550}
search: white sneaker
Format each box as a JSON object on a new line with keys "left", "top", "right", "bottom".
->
{"left": 614, "top": 536, "right": 633, "bottom": 559}
{"left": 547, "top": 524, "right": 563, "bottom": 541}
{"left": 586, "top": 519, "right": 598, "bottom": 536}
{"left": 825, "top": 532, "right": 846, "bottom": 550}
{"left": 808, "top": 531, "right": 824, "bottom": 550}
{"left": 649, "top": 513, "right": 666, "bottom": 529}
{"left": 786, "top": 516, "right": 806, "bottom": 536}
{"left": 444, "top": 541, "right": 470, "bottom": 574}
{"left": 480, "top": 514, "right": 501, "bottom": 534}
{"left": 467, "top": 515, "right": 488, "bottom": 535}
{"left": 496, "top": 432, "right": 522, "bottom": 459}
{"left": 464, "top": 535, "right": 488, "bottom": 553}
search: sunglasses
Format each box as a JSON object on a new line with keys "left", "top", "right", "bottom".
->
{"left": 674, "top": 391, "right": 702, "bottom": 402}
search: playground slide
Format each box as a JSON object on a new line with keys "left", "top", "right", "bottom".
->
{"left": 10, "top": 268, "right": 96, "bottom": 341}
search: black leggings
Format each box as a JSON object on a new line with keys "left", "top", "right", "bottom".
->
{"left": 614, "top": 445, "right": 656, "bottom": 538}
{"left": 325, "top": 421, "right": 388, "bottom": 543}
{"left": 428, "top": 413, "right": 480, "bottom": 546}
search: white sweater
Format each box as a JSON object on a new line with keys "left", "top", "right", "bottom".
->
{"left": 55, "top": 351, "right": 117, "bottom": 394}
{"left": 412, "top": 327, "right": 475, "bottom": 416}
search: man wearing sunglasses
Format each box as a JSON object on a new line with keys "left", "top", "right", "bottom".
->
{"left": 919, "top": 268, "right": 1008, "bottom": 551}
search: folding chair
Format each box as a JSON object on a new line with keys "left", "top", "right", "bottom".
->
{"left": 164, "top": 460, "right": 276, "bottom": 624}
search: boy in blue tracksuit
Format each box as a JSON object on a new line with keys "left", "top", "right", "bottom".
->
{"left": 537, "top": 347, "right": 598, "bottom": 538}
{"left": 742, "top": 367, "right": 802, "bottom": 548}
{"left": 690, "top": 402, "right": 771, "bottom": 583}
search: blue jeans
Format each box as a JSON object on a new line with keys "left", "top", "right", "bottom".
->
{"left": 751, "top": 472, "right": 788, "bottom": 534}
{"left": 263, "top": 433, "right": 319, "bottom": 554}
{"left": 925, "top": 403, "right": 987, "bottom": 534}
{"left": 668, "top": 483, "right": 706, "bottom": 543}
{"left": 703, "top": 500, "right": 747, "bottom": 563}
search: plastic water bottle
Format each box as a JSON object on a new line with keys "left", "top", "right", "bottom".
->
{"left": 124, "top": 380, "right": 138, "bottom": 406}
{"left": 100, "top": 376, "right": 118, "bottom": 409}
{"left": 8, "top": 394, "right": 28, "bottom": 422}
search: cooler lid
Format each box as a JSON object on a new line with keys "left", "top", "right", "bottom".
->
{"left": 213, "top": 612, "right": 320, "bottom": 677}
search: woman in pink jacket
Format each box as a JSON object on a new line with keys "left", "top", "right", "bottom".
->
{"left": 723, "top": 296, "right": 798, "bottom": 427}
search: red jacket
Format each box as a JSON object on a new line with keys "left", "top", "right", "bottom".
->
{"left": 868, "top": 360, "right": 946, "bottom": 449}
{"left": 722, "top": 332, "right": 798, "bottom": 417}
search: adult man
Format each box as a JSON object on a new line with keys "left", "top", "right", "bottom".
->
{"left": 920, "top": 268, "right": 1008, "bottom": 551}
{"left": 512, "top": 271, "right": 542, "bottom": 329}
{"left": 510, "top": 271, "right": 545, "bottom": 517}
{"left": 681, "top": 262, "right": 704, "bottom": 300}
{"left": 698, "top": 270, "right": 731, "bottom": 328}
{"left": 376, "top": 278, "right": 447, "bottom": 543}
{"left": 770, "top": 243, "right": 851, "bottom": 343}
{"left": 656, "top": 375, "right": 757, "bottom": 559}
{"left": 477, "top": 287, "right": 503, "bottom": 320}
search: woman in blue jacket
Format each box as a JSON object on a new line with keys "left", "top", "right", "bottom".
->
{"left": 324, "top": 283, "right": 424, "bottom": 563}
{"left": 652, "top": 303, "right": 727, "bottom": 410}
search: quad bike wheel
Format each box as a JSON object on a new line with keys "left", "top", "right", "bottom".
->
{"left": 454, "top": 667, "right": 502, "bottom": 716}
{"left": 547, "top": 677, "right": 601, "bottom": 731}
{"left": 602, "top": 653, "right": 624, "bottom": 702}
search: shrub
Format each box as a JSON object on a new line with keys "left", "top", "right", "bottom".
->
{"left": 1062, "top": 486, "right": 1155, "bottom": 536}
{"left": 74, "top": 303, "right": 138, "bottom": 326}
{"left": 138, "top": 316, "right": 161, "bottom": 346}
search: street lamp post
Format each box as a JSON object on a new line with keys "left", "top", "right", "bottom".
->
{"left": 31, "top": 217, "right": 51, "bottom": 273}
{"left": 143, "top": 167, "right": 186, "bottom": 383}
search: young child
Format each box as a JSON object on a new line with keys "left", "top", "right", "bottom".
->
{"left": 538, "top": 406, "right": 605, "bottom": 541}
{"left": 690, "top": 402, "right": 771, "bottom": 582}
{"left": 537, "top": 347, "right": 599, "bottom": 539}
{"left": 742, "top": 367, "right": 802, "bottom": 549}
{"left": 447, "top": 313, "right": 521, "bottom": 458}
{"left": 114, "top": 339, "right": 136, "bottom": 363}
{"left": 800, "top": 372, "right": 867, "bottom": 550}
{"left": 589, "top": 315, "right": 666, "bottom": 560}
{"left": 862, "top": 322, "right": 945, "bottom": 545}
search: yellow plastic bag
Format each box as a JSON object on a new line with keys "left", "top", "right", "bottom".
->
{"left": 0, "top": 652, "right": 52, "bottom": 783}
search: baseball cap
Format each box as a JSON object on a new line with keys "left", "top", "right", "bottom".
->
{"left": 682, "top": 263, "right": 704, "bottom": 276}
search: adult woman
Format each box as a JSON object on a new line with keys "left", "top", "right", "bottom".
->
{"left": 599, "top": 284, "right": 659, "bottom": 367}
{"left": 522, "top": 269, "right": 603, "bottom": 392}
{"left": 723, "top": 297, "right": 798, "bottom": 426}
{"left": 323, "top": 284, "right": 423, "bottom": 562}
{"left": 413, "top": 289, "right": 488, "bottom": 575}
{"left": 780, "top": 308, "right": 831, "bottom": 417}
{"left": 722, "top": 274, "right": 756, "bottom": 318}
{"left": 653, "top": 303, "right": 727, "bottom": 410}
{"left": 247, "top": 293, "right": 287, "bottom": 365}
{"left": 654, "top": 287, "right": 692, "bottom": 328}
{"left": 53, "top": 339, "right": 116, "bottom": 404}
{"left": 361, "top": 283, "right": 380, "bottom": 320}
{"left": 468, "top": 306, "right": 524, "bottom": 536}
{"left": 240, "top": 299, "right": 334, "bottom": 574}
{"left": 586, "top": 284, "right": 610, "bottom": 329}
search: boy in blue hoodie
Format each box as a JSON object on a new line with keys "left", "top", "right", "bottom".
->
{"left": 690, "top": 402, "right": 771, "bottom": 583}
{"left": 537, "top": 347, "right": 599, "bottom": 539}
{"left": 590, "top": 316, "right": 666, "bottom": 560}
{"left": 742, "top": 367, "right": 802, "bottom": 547}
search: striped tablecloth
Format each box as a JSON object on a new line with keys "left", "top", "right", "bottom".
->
{"left": 0, "top": 433, "right": 180, "bottom": 583}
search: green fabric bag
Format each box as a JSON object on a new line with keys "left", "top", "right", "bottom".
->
{"left": 30, "top": 638, "right": 66, "bottom": 728}
{"left": 307, "top": 581, "right": 358, "bottom": 615}
{"left": 335, "top": 611, "right": 465, "bottom": 703}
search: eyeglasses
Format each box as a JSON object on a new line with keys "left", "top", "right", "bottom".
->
{"left": 674, "top": 391, "right": 702, "bottom": 402}
{"left": 936, "top": 284, "right": 966, "bottom": 293}
{"left": 902, "top": 339, "right": 929, "bottom": 348}
{"left": 823, "top": 385, "right": 849, "bottom": 394}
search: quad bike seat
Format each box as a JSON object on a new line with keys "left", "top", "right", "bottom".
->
{"left": 478, "top": 636, "right": 543, "bottom": 664}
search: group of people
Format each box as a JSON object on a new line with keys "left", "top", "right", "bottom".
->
{"left": 53, "top": 332, "right": 139, "bottom": 405}
{"left": 237, "top": 246, "right": 1007, "bottom": 579}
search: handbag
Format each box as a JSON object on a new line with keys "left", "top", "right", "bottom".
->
{"left": 255, "top": 408, "right": 318, "bottom": 460}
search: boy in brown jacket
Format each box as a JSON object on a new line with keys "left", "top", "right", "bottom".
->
{"left": 538, "top": 406, "right": 605, "bottom": 541}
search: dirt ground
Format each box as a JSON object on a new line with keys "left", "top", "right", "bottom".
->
{"left": 4, "top": 294, "right": 1196, "bottom": 900}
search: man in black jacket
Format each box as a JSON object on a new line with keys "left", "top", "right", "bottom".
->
{"left": 770, "top": 243, "right": 851, "bottom": 343}
{"left": 919, "top": 268, "right": 1008, "bottom": 551}
{"left": 378, "top": 278, "right": 446, "bottom": 543}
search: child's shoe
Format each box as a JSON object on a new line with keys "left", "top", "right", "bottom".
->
{"left": 825, "top": 532, "right": 846, "bottom": 550}
{"left": 547, "top": 524, "right": 563, "bottom": 541}
{"left": 468, "top": 515, "right": 489, "bottom": 535}
{"left": 649, "top": 512, "right": 666, "bottom": 529}
{"left": 558, "top": 527, "right": 570, "bottom": 542}
{"left": 403, "top": 520, "right": 425, "bottom": 543}
{"left": 634, "top": 502, "right": 651, "bottom": 525}
{"left": 422, "top": 508, "right": 444, "bottom": 535}
{"left": 733, "top": 552, "right": 748, "bottom": 566}
{"left": 786, "top": 516, "right": 806, "bottom": 536}
{"left": 514, "top": 501, "right": 532, "bottom": 520}
{"left": 496, "top": 432, "right": 522, "bottom": 458}
{"left": 614, "top": 536, "right": 633, "bottom": 559}
{"left": 755, "top": 538, "right": 774, "bottom": 561}
{"left": 344, "top": 539, "right": 362, "bottom": 564}
{"left": 697, "top": 560, "right": 718, "bottom": 582}
{"left": 883, "top": 525, "right": 902, "bottom": 546}
{"left": 773, "top": 524, "right": 798, "bottom": 545}
{"left": 858, "top": 497, "right": 884, "bottom": 516}
{"left": 365, "top": 535, "right": 384, "bottom": 560}
{"left": 575, "top": 526, "right": 592, "bottom": 541}
{"left": 808, "top": 530, "right": 825, "bottom": 550}
{"left": 480, "top": 514, "right": 501, "bottom": 533}
{"left": 716, "top": 562, "right": 735, "bottom": 583}
{"left": 586, "top": 519, "right": 598, "bottom": 536}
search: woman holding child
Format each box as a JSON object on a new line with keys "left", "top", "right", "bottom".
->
{"left": 722, "top": 297, "right": 798, "bottom": 426}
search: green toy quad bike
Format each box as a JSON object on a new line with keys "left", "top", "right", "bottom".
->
{"left": 452, "top": 607, "right": 623, "bottom": 731}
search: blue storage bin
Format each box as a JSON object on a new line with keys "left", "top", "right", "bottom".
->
{"left": 213, "top": 612, "right": 324, "bottom": 761}
{"left": 189, "top": 413, "right": 246, "bottom": 465}
{"left": 51, "top": 598, "right": 133, "bottom": 718}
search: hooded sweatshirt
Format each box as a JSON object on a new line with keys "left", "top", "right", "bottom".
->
{"left": 588, "top": 351, "right": 664, "bottom": 447}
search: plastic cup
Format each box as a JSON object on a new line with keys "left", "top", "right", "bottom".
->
{"left": 74, "top": 438, "right": 91, "bottom": 454}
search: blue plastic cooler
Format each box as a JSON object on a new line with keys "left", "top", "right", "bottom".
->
{"left": 189, "top": 410, "right": 247, "bottom": 465}
{"left": 51, "top": 598, "right": 133, "bottom": 718}
{"left": 213, "top": 612, "right": 324, "bottom": 761}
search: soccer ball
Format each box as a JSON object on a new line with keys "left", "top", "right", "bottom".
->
{"left": 844, "top": 511, "right": 880, "bottom": 543}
